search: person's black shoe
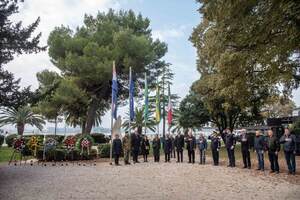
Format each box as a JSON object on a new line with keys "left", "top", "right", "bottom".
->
{"left": 292, "top": 172, "right": 296, "bottom": 175}
{"left": 243, "top": 166, "right": 247, "bottom": 169}
{"left": 275, "top": 171, "right": 279, "bottom": 174}
{"left": 288, "top": 171, "right": 292, "bottom": 175}
{"left": 270, "top": 170, "right": 275, "bottom": 174}
{"left": 248, "top": 166, "right": 251, "bottom": 169}
{"left": 256, "top": 168, "right": 261, "bottom": 170}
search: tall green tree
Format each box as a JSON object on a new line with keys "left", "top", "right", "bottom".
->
{"left": 177, "top": 91, "right": 210, "bottom": 130}
{"left": 190, "top": 0, "right": 299, "bottom": 133}
{"left": 44, "top": 9, "right": 167, "bottom": 134}
{"left": 0, "top": 0, "right": 45, "bottom": 66}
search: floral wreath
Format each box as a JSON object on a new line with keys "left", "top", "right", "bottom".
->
{"left": 76, "top": 135, "right": 93, "bottom": 156}
{"left": 45, "top": 137, "right": 57, "bottom": 151}
{"left": 63, "top": 136, "right": 76, "bottom": 151}
{"left": 13, "top": 137, "right": 26, "bottom": 151}
{"left": 28, "top": 136, "right": 39, "bottom": 156}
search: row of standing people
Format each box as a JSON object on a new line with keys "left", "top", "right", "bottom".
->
{"left": 112, "top": 128, "right": 297, "bottom": 175}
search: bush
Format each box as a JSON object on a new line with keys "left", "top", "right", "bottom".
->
{"left": 6, "top": 134, "right": 18, "bottom": 147}
{"left": 98, "top": 143, "right": 111, "bottom": 158}
{"left": 0, "top": 135, "right": 4, "bottom": 147}
{"left": 91, "top": 133, "right": 109, "bottom": 144}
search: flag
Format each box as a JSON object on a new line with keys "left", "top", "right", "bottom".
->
{"left": 129, "top": 67, "right": 135, "bottom": 121}
{"left": 155, "top": 84, "right": 161, "bottom": 123}
{"left": 167, "top": 84, "right": 172, "bottom": 126}
{"left": 112, "top": 62, "right": 118, "bottom": 120}
{"left": 144, "top": 73, "right": 148, "bottom": 122}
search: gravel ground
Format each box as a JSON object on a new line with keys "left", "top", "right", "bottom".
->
{"left": 0, "top": 156, "right": 299, "bottom": 200}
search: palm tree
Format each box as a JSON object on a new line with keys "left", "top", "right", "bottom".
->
{"left": 122, "top": 107, "right": 156, "bottom": 134}
{"left": 0, "top": 106, "right": 45, "bottom": 135}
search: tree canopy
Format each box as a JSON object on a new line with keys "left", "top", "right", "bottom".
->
{"left": 40, "top": 9, "right": 168, "bottom": 134}
{"left": 0, "top": 0, "right": 45, "bottom": 66}
{"left": 190, "top": 0, "right": 300, "bottom": 131}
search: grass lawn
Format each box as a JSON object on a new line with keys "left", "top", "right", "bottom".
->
{"left": 0, "top": 147, "right": 16, "bottom": 163}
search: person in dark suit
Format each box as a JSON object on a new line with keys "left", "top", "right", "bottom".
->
{"left": 267, "top": 129, "right": 280, "bottom": 174}
{"left": 238, "top": 129, "right": 251, "bottom": 169}
{"left": 141, "top": 135, "right": 150, "bottom": 162}
{"left": 152, "top": 134, "right": 161, "bottom": 162}
{"left": 186, "top": 129, "right": 196, "bottom": 164}
{"left": 197, "top": 133, "right": 208, "bottom": 165}
{"left": 225, "top": 128, "right": 236, "bottom": 167}
{"left": 208, "top": 132, "right": 221, "bottom": 166}
{"left": 163, "top": 134, "right": 172, "bottom": 162}
{"left": 112, "top": 134, "right": 122, "bottom": 165}
{"left": 175, "top": 131, "right": 184, "bottom": 162}
{"left": 131, "top": 130, "right": 141, "bottom": 164}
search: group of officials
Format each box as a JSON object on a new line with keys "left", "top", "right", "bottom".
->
{"left": 112, "top": 127, "right": 297, "bottom": 175}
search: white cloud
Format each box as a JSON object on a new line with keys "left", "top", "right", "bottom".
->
{"left": 4, "top": 0, "right": 119, "bottom": 88}
{"left": 152, "top": 25, "right": 187, "bottom": 41}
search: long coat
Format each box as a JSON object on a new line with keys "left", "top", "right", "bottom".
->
{"left": 131, "top": 134, "right": 141, "bottom": 152}
{"left": 152, "top": 138, "right": 161, "bottom": 155}
{"left": 163, "top": 138, "right": 172, "bottom": 153}
{"left": 141, "top": 138, "right": 150, "bottom": 155}
{"left": 175, "top": 135, "right": 185, "bottom": 151}
{"left": 113, "top": 138, "right": 122, "bottom": 155}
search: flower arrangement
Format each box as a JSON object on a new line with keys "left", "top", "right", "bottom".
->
{"left": 13, "top": 137, "right": 26, "bottom": 151}
{"left": 63, "top": 136, "right": 76, "bottom": 151}
{"left": 76, "top": 134, "right": 94, "bottom": 156}
{"left": 28, "top": 136, "right": 39, "bottom": 156}
{"left": 45, "top": 137, "right": 57, "bottom": 152}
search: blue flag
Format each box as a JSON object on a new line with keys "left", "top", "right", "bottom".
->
{"left": 129, "top": 68, "right": 135, "bottom": 121}
{"left": 112, "top": 62, "right": 118, "bottom": 119}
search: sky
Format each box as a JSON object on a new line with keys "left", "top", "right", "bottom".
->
{"left": 3, "top": 0, "right": 300, "bottom": 130}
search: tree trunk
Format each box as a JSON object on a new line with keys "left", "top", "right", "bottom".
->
{"left": 81, "top": 120, "right": 86, "bottom": 134}
{"left": 17, "top": 123, "right": 25, "bottom": 136}
{"left": 54, "top": 116, "right": 57, "bottom": 136}
{"left": 85, "top": 98, "right": 98, "bottom": 134}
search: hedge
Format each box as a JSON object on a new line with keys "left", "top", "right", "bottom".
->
{"left": 98, "top": 143, "right": 111, "bottom": 158}
{"left": 36, "top": 149, "right": 98, "bottom": 161}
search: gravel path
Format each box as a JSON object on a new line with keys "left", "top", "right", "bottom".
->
{"left": 0, "top": 158, "right": 299, "bottom": 200}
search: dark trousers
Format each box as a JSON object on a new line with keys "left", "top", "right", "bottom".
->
{"left": 143, "top": 154, "right": 148, "bottom": 162}
{"left": 268, "top": 151, "right": 279, "bottom": 172}
{"left": 133, "top": 150, "right": 139, "bottom": 163}
{"left": 284, "top": 151, "right": 296, "bottom": 173}
{"left": 177, "top": 150, "right": 183, "bottom": 162}
{"left": 154, "top": 153, "right": 160, "bottom": 162}
{"left": 172, "top": 149, "right": 176, "bottom": 158}
{"left": 199, "top": 150, "right": 206, "bottom": 164}
{"left": 227, "top": 148, "right": 235, "bottom": 167}
{"left": 212, "top": 149, "right": 219, "bottom": 165}
{"left": 188, "top": 149, "right": 195, "bottom": 163}
{"left": 256, "top": 150, "right": 264, "bottom": 170}
{"left": 114, "top": 154, "right": 120, "bottom": 165}
{"left": 165, "top": 152, "right": 170, "bottom": 162}
{"left": 242, "top": 149, "right": 251, "bottom": 168}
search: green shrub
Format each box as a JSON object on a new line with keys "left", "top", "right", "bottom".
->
{"left": 98, "top": 143, "right": 111, "bottom": 158}
{"left": 0, "top": 135, "right": 4, "bottom": 147}
{"left": 91, "top": 133, "right": 109, "bottom": 144}
{"left": 5, "top": 134, "right": 18, "bottom": 147}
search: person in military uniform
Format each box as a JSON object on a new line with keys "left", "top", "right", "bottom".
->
{"left": 122, "top": 132, "right": 131, "bottom": 165}
{"left": 175, "top": 131, "right": 184, "bottom": 162}
{"left": 197, "top": 133, "right": 207, "bottom": 165}
{"left": 208, "top": 132, "right": 221, "bottom": 166}
{"left": 152, "top": 134, "right": 161, "bottom": 162}
{"left": 141, "top": 135, "right": 150, "bottom": 162}
{"left": 238, "top": 129, "right": 251, "bottom": 169}
{"left": 280, "top": 128, "right": 297, "bottom": 175}
{"left": 131, "top": 129, "right": 141, "bottom": 164}
{"left": 163, "top": 134, "right": 172, "bottom": 162}
{"left": 185, "top": 129, "right": 196, "bottom": 164}
{"left": 267, "top": 129, "right": 280, "bottom": 174}
{"left": 225, "top": 128, "right": 236, "bottom": 167}
{"left": 112, "top": 134, "right": 122, "bottom": 166}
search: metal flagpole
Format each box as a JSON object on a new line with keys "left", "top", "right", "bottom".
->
{"left": 128, "top": 67, "right": 132, "bottom": 162}
{"left": 109, "top": 61, "right": 115, "bottom": 165}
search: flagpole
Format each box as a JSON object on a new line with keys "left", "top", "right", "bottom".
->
{"left": 109, "top": 61, "right": 115, "bottom": 165}
{"left": 144, "top": 72, "right": 147, "bottom": 136}
{"left": 128, "top": 67, "right": 132, "bottom": 162}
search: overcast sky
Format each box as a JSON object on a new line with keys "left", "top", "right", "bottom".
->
{"left": 3, "top": 0, "right": 300, "bottom": 130}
